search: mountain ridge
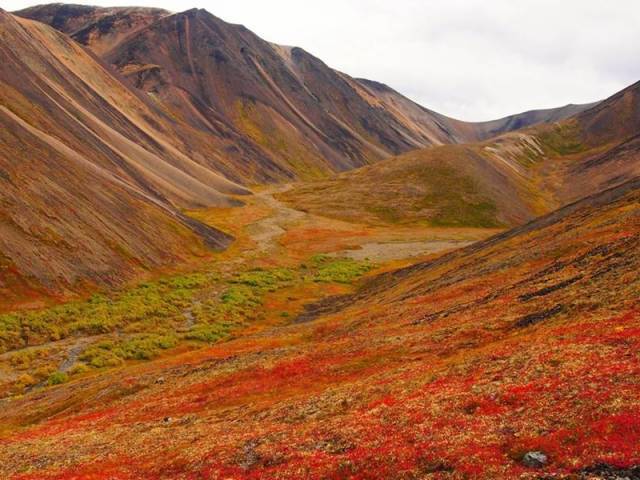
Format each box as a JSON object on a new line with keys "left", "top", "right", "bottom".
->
{"left": 0, "top": 3, "right": 625, "bottom": 309}
{"left": 16, "top": 3, "right": 598, "bottom": 177}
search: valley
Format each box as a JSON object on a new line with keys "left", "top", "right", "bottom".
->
{"left": 0, "top": 3, "right": 639, "bottom": 479}
{"left": 0, "top": 185, "right": 494, "bottom": 400}
{"left": 0, "top": 172, "right": 637, "bottom": 480}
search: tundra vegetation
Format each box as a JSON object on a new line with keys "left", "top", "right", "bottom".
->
{"left": 0, "top": 255, "right": 374, "bottom": 396}
{"left": 0, "top": 177, "right": 638, "bottom": 479}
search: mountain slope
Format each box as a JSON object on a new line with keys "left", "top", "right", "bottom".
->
{"left": 0, "top": 10, "right": 238, "bottom": 308}
{"left": 100, "top": 7, "right": 466, "bottom": 173}
{"left": 563, "top": 80, "right": 640, "bottom": 198}
{"left": 8, "top": 3, "right": 170, "bottom": 55}
{"left": 1, "top": 175, "right": 638, "bottom": 479}
{"left": 356, "top": 78, "right": 598, "bottom": 143}
{"left": 281, "top": 80, "right": 640, "bottom": 227}
{"left": 0, "top": 4, "right": 626, "bottom": 309}
{"left": 466, "top": 102, "right": 601, "bottom": 141}
{"left": 16, "top": 4, "right": 596, "bottom": 183}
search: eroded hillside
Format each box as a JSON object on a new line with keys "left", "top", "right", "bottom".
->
{"left": 0, "top": 10, "right": 239, "bottom": 307}
{"left": 0, "top": 4, "right": 603, "bottom": 306}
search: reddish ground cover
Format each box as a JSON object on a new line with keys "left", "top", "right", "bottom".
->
{"left": 1, "top": 182, "right": 639, "bottom": 479}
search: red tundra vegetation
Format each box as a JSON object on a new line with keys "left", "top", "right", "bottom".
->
{"left": 1, "top": 180, "right": 639, "bottom": 479}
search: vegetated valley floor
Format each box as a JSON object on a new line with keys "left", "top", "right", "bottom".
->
{"left": 0, "top": 185, "right": 492, "bottom": 409}
{"left": 0, "top": 178, "right": 639, "bottom": 479}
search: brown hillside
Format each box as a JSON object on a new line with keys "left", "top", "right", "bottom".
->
{"left": 17, "top": 4, "right": 596, "bottom": 183}
{"left": 281, "top": 81, "right": 640, "bottom": 228}
{"left": 0, "top": 10, "right": 235, "bottom": 307}
{"left": 1, "top": 170, "right": 638, "bottom": 480}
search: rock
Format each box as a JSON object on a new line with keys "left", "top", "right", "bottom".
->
{"left": 155, "top": 377, "right": 165, "bottom": 384}
{"left": 522, "top": 451, "right": 548, "bottom": 468}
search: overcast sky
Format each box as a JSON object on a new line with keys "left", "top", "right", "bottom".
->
{"left": 6, "top": 0, "right": 640, "bottom": 120}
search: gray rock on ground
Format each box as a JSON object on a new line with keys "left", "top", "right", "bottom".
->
{"left": 522, "top": 451, "right": 548, "bottom": 468}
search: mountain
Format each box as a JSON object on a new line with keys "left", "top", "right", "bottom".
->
{"left": 16, "top": 4, "right": 596, "bottom": 183}
{"left": 1, "top": 6, "right": 637, "bottom": 476}
{"left": 1, "top": 3, "right": 598, "bottom": 309}
{"left": 1, "top": 175, "right": 637, "bottom": 479}
{"left": 356, "top": 78, "right": 599, "bottom": 143}
{"left": 0, "top": 9, "right": 244, "bottom": 308}
{"left": 8, "top": 3, "right": 170, "bottom": 55}
{"left": 466, "top": 102, "right": 601, "bottom": 141}
{"left": 0, "top": 2, "right": 629, "bottom": 309}
{"left": 281, "top": 80, "right": 640, "bottom": 227}
{"left": 564, "top": 80, "right": 640, "bottom": 197}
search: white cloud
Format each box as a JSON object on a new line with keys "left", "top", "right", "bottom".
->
{"left": 5, "top": 0, "right": 640, "bottom": 120}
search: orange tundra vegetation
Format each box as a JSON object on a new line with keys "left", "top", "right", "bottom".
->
{"left": 1, "top": 4, "right": 640, "bottom": 480}
{"left": 1, "top": 177, "right": 638, "bottom": 479}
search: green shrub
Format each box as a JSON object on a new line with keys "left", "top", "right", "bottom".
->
{"left": 232, "top": 268, "right": 294, "bottom": 289}
{"left": 80, "top": 343, "right": 124, "bottom": 369}
{"left": 186, "top": 324, "right": 228, "bottom": 343}
{"left": 221, "top": 285, "right": 258, "bottom": 307}
{"left": 0, "top": 262, "right": 338, "bottom": 381}
{"left": 0, "top": 271, "right": 210, "bottom": 355}
{"left": 313, "top": 258, "right": 374, "bottom": 284}
{"left": 47, "top": 371, "right": 68, "bottom": 386}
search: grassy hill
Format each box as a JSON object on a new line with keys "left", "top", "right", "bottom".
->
{"left": 281, "top": 82, "right": 640, "bottom": 229}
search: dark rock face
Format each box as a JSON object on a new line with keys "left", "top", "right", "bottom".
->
{"left": 518, "top": 276, "right": 583, "bottom": 302}
{"left": 99, "top": 8, "right": 448, "bottom": 174}
{"left": 14, "top": 4, "right": 169, "bottom": 49}
{"left": 516, "top": 305, "right": 565, "bottom": 328}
